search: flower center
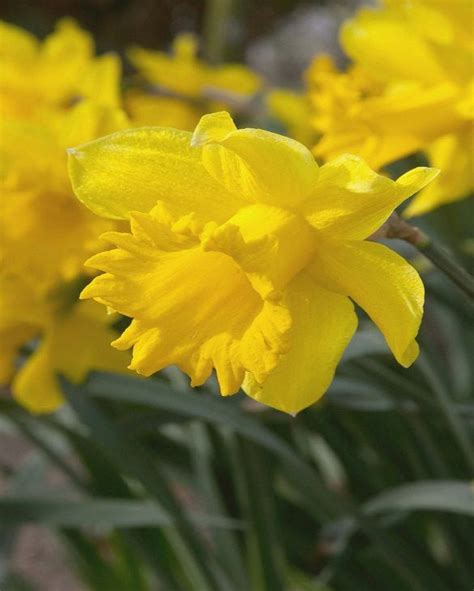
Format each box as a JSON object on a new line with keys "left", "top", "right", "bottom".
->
{"left": 205, "top": 203, "right": 318, "bottom": 299}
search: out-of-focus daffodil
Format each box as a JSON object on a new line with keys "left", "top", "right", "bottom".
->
{"left": 0, "top": 100, "right": 130, "bottom": 412}
{"left": 0, "top": 271, "right": 130, "bottom": 413}
{"left": 0, "top": 18, "right": 121, "bottom": 121}
{"left": 69, "top": 112, "right": 438, "bottom": 414}
{"left": 0, "top": 100, "right": 128, "bottom": 286}
{"left": 310, "top": 1, "right": 473, "bottom": 216}
{"left": 126, "top": 34, "right": 262, "bottom": 130}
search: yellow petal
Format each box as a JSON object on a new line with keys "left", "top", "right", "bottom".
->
{"left": 243, "top": 271, "right": 357, "bottom": 414}
{"left": 404, "top": 130, "right": 474, "bottom": 217}
{"left": 302, "top": 154, "right": 439, "bottom": 239}
{"left": 81, "top": 212, "right": 291, "bottom": 395}
{"left": 79, "top": 53, "right": 122, "bottom": 108}
{"left": 341, "top": 7, "right": 444, "bottom": 85}
{"left": 191, "top": 111, "right": 237, "bottom": 146}
{"left": 172, "top": 33, "right": 199, "bottom": 59}
{"left": 125, "top": 91, "right": 201, "bottom": 130}
{"left": 68, "top": 127, "right": 247, "bottom": 222}
{"left": 194, "top": 112, "right": 319, "bottom": 208}
{"left": 38, "top": 18, "right": 94, "bottom": 104}
{"left": 128, "top": 37, "right": 206, "bottom": 98}
{"left": 0, "top": 20, "right": 38, "bottom": 62}
{"left": 422, "top": 0, "right": 473, "bottom": 49}
{"left": 13, "top": 337, "right": 63, "bottom": 414}
{"left": 313, "top": 82, "right": 460, "bottom": 170}
{"left": 207, "top": 64, "right": 262, "bottom": 97}
{"left": 13, "top": 301, "right": 130, "bottom": 414}
{"left": 41, "top": 18, "right": 93, "bottom": 64}
{"left": 313, "top": 124, "right": 422, "bottom": 172}
{"left": 0, "top": 120, "right": 63, "bottom": 193}
{"left": 0, "top": 186, "right": 113, "bottom": 287}
{"left": 209, "top": 202, "right": 318, "bottom": 298}
{"left": 53, "top": 301, "right": 130, "bottom": 383}
{"left": 58, "top": 100, "right": 130, "bottom": 149}
{"left": 312, "top": 239, "right": 424, "bottom": 367}
{"left": 266, "top": 89, "right": 314, "bottom": 147}
{"left": 0, "top": 324, "right": 37, "bottom": 383}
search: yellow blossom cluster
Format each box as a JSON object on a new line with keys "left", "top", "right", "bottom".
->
{"left": 0, "top": 19, "right": 263, "bottom": 412}
{"left": 306, "top": 0, "right": 473, "bottom": 216}
{"left": 0, "top": 20, "right": 131, "bottom": 411}
{"left": 2, "top": 9, "right": 457, "bottom": 415}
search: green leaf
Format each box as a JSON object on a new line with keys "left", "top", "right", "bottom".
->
{"left": 224, "top": 434, "right": 287, "bottom": 591}
{"left": 0, "top": 497, "right": 244, "bottom": 529}
{"left": 364, "top": 480, "right": 474, "bottom": 517}
{"left": 189, "top": 423, "right": 249, "bottom": 589}
{"left": 61, "top": 377, "right": 231, "bottom": 591}
{"left": 87, "top": 372, "right": 339, "bottom": 520}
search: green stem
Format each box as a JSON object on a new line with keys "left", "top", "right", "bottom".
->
{"left": 415, "top": 237, "right": 474, "bottom": 299}
{"left": 375, "top": 213, "right": 474, "bottom": 300}
{"left": 203, "top": 0, "right": 234, "bottom": 64}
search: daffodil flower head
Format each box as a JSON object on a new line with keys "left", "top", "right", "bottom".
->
{"left": 310, "top": 0, "right": 473, "bottom": 216}
{"left": 0, "top": 18, "right": 122, "bottom": 121}
{"left": 0, "top": 99, "right": 131, "bottom": 414}
{"left": 69, "top": 111, "right": 438, "bottom": 414}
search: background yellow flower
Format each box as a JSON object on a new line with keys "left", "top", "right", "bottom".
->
{"left": 309, "top": 0, "right": 473, "bottom": 216}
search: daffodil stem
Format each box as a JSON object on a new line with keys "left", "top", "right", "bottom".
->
{"left": 416, "top": 238, "right": 474, "bottom": 300}
{"left": 374, "top": 214, "right": 474, "bottom": 300}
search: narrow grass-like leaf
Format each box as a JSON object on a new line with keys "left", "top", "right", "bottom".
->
{"left": 87, "top": 372, "right": 341, "bottom": 520}
{"left": 0, "top": 497, "right": 243, "bottom": 529}
{"left": 364, "top": 480, "right": 474, "bottom": 517}
{"left": 61, "top": 377, "right": 229, "bottom": 591}
{"left": 224, "top": 433, "right": 287, "bottom": 591}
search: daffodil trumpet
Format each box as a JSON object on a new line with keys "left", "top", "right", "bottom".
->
{"left": 69, "top": 111, "right": 439, "bottom": 414}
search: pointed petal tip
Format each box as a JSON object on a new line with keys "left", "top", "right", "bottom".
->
{"left": 397, "top": 340, "right": 420, "bottom": 368}
{"left": 66, "top": 146, "right": 80, "bottom": 157}
{"left": 397, "top": 166, "right": 441, "bottom": 191}
{"left": 79, "top": 286, "right": 91, "bottom": 300}
{"left": 191, "top": 111, "right": 236, "bottom": 147}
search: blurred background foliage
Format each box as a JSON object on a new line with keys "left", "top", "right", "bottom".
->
{"left": 1, "top": 0, "right": 473, "bottom": 590}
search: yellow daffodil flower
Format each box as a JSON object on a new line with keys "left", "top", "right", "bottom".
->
{"left": 0, "top": 270, "right": 130, "bottom": 413}
{"left": 1, "top": 100, "right": 128, "bottom": 287}
{"left": 68, "top": 112, "right": 438, "bottom": 414}
{"left": 126, "top": 33, "right": 261, "bottom": 130}
{"left": 0, "top": 18, "right": 121, "bottom": 121}
{"left": 0, "top": 99, "right": 130, "bottom": 412}
{"left": 311, "top": 1, "right": 473, "bottom": 216}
